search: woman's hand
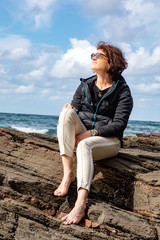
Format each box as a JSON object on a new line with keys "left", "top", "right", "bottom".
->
{"left": 75, "top": 131, "right": 91, "bottom": 147}
{"left": 63, "top": 103, "right": 74, "bottom": 110}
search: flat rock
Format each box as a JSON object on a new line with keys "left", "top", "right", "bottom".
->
{"left": 0, "top": 127, "right": 160, "bottom": 239}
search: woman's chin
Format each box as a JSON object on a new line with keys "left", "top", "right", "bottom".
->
{"left": 91, "top": 66, "right": 97, "bottom": 72}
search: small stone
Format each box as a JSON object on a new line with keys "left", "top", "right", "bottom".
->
{"left": 91, "top": 222, "right": 100, "bottom": 228}
{"left": 100, "top": 225, "right": 116, "bottom": 233}
{"left": 44, "top": 209, "right": 55, "bottom": 216}
{"left": 30, "top": 198, "right": 39, "bottom": 204}
{"left": 24, "top": 195, "right": 32, "bottom": 201}
{"left": 84, "top": 219, "right": 92, "bottom": 228}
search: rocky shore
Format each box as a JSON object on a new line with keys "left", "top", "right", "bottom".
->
{"left": 0, "top": 127, "right": 160, "bottom": 240}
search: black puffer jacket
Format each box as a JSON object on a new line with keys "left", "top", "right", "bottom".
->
{"left": 71, "top": 75, "right": 133, "bottom": 143}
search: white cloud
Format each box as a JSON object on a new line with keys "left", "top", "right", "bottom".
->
{"left": 0, "top": 35, "right": 31, "bottom": 50}
{"left": 50, "top": 95, "right": 61, "bottom": 101}
{"left": 29, "top": 44, "right": 61, "bottom": 68}
{"left": 15, "top": 84, "right": 35, "bottom": 94}
{"left": 40, "top": 89, "right": 51, "bottom": 95}
{"left": 0, "top": 34, "right": 63, "bottom": 99}
{"left": 21, "top": 0, "right": 58, "bottom": 28}
{"left": 26, "top": 66, "right": 47, "bottom": 80}
{"left": 101, "top": 16, "right": 140, "bottom": 42}
{"left": 121, "top": 45, "right": 160, "bottom": 75}
{"left": 32, "top": 53, "right": 49, "bottom": 67}
{"left": 0, "top": 35, "right": 31, "bottom": 62}
{"left": 50, "top": 38, "right": 96, "bottom": 78}
{"left": 118, "top": 42, "right": 132, "bottom": 54}
{"left": 124, "top": 0, "right": 160, "bottom": 26}
{"left": 80, "top": 0, "right": 160, "bottom": 45}
{"left": 0, "top": 48, "right": 31, "bottom": 62}
{"left": 155, "top": 76, "right": 160, "bottom": 82}
{"left": 132, "top": 83, "right": 160, "bottom": 94}
{"left": 0, "top": 66, "right": 7, "bottom": 75}
{"left": 50, "top": 90, "right": 74, "bottom": 101}
{"left": 81, "top": 0, "right": 122, "bottom": 16}
{"left": 0, "top": 89, "right": 11, "bottom": 94}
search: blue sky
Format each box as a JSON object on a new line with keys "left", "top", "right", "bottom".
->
{"left": 0, "top": 0, "right": 160, "bottom": 121}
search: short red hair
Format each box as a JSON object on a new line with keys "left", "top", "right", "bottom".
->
{"left": 97, "top": 41, "right": 128, "bottom": 77}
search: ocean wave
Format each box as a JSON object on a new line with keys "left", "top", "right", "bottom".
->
{"left": 46, "top": 128, "right": 57, "bottom": 136}
{"left": 1, "top": 113, "right": 159, "bottom": 137}
{"left": 11, "top": 125, "right": 48, "bottom": 135}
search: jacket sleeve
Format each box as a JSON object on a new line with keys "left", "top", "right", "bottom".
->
{"left": 71, "top": 84, "right": 83, "bottom": 111}
{"left": 96, "top": 87, "right": 133, "bottom": 139}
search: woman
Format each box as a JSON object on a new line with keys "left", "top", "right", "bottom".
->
{"left": 54, "top": 41, "right": 133, "bottom": 225}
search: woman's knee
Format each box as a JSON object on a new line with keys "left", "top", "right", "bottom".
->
{"left": 60, "top": 107, "right": 75, "bottom": 116}
{"left": 59, "top": 108, "right": 77, "bottom": 123}
{"left": 76, "top": 138, "right": 92, "bottom": 154}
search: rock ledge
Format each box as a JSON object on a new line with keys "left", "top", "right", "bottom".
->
{"left": 0, "top": 127, "right": 160, "bottom": 240}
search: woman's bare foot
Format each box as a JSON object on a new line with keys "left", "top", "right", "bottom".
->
{"left": 61, "top": 204, "right": 85, "bottom": 225}
{"left": 61, "top": 188, "right": 88, "bottom": 225}
{"left": 54, "top": 173, "right": 75, "bottom": 197}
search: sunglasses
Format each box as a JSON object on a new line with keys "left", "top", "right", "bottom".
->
{"left": 91, "top": 52, "right": 107, "bottom": 59}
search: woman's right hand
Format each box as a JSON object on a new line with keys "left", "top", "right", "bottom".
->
{"left": 63, "top": 103, "right": 74, "bottom": 110}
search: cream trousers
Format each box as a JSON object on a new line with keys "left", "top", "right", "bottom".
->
{"left": 57, "top": 108, "right": 121, "bottom": 191}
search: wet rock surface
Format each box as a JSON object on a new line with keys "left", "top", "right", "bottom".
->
{"left": 0, "top": 127, "right": 160, "bottom": 240}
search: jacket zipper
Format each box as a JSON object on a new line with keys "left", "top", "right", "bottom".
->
{"left": 82, "top": 80, "right": 120, "bottom": 129}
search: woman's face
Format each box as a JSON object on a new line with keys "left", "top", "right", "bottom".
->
{"left": 91, "top": 49, "right": 109, "bottom": 74}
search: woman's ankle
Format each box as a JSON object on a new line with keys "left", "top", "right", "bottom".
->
{"left": 75, "top": 188, "right": 88, "bottom": 209}
{"left": 63, "top": 171, "right": 75, "bottom": 179}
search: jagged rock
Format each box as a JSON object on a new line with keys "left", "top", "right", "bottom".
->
{"left": 123, "top": 133, "right": 160, "bottom": 152}
{"left": 88, "top": 202, "right": 156, "bottom": 239}
{"left": 0, "top": 127, "right": 160, "bottom": 240}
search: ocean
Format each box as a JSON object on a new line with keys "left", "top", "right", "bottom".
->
{"left": 0, "top": 112, "right": 160, "bottom": 137}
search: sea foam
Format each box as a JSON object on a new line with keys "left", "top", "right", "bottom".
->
{"left": 11, "top": 125, "right": 48, "bottom": 134}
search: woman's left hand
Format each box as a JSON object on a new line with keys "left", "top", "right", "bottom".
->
{"left": 75, "top": 131, "right": 91, "bottom": 147}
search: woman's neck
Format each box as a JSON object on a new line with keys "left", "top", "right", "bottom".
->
{"left": 96, "top": 73, "right": 113, "bottom": 90}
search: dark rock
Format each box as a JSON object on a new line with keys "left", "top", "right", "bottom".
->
{"left": 123, "top": 133, "right": 160, "bottom": 152}
{"left": 88, "top": 202, "right": 156, "bottom": 239}
{"left": 0, "top": 127, "right": 160, "bottom": 239}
